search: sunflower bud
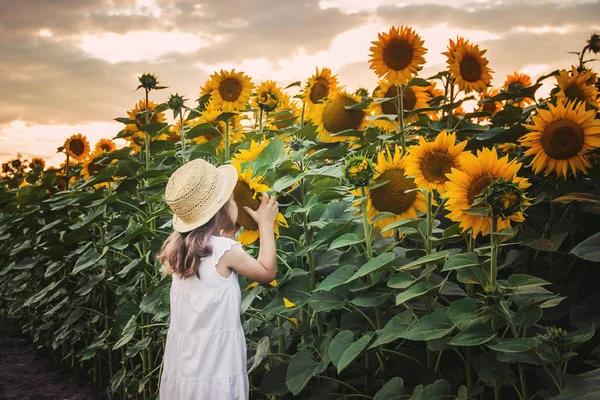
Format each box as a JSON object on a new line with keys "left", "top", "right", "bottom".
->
{"left": 543, "top": 326, "right": 568, "bottom": 345}
{"left": 588, "top": 32, "right": 600, "bottom": 54}
{"left": 353, "top": 87, "right": 369, "bottom": 98}
{"left": 257, "top": 90, "right": 279, "bottom": 112}
{"left": 137, "top": 73, "right": 166, "bottom": 92}
{"left": 167, "top": 93, "right": 187, "bottom": 118}
{"left": 344, "top": 155, "right": 374, "bottom": 188}
{"left": 497, "top": 143, "right": 519, "bottom": 153}
{"left": 479, "top": 178, "right": 529, "bottom": 219}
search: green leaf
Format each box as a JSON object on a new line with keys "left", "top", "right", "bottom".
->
{"left": 551, "top": 368, "right": 600, "bottom": 400}
{"left": 124, "top": 336, "right": 151, "bottom": 360}
{"left": 413, "top": 379, "right": 455, "bottom": 399}
{"left": 396, "top": 282, "right": 440, "bottom": 306}
{"left": 388, "top": 271, "right": 416, "bottom": 289}
{"left": 523, "top": 232, "right": 569, "bottom": 252}
{"left": 473, "top": 353, "right": 509, "bottom": 383}
{"left": 329, "top": 233, "right": 364, "bottom": 250}
{"left": 374, "top": 377, "right": 405, "bottom": 400}
{"left": 248, "top": 336, "right": 270, "bottom": 374}
{"left": 68, "top": 205, "right": 106, "bottom": 230}
{"left": 272, "top": 173, "right": 304, "bottom": 192}
{"left": 309, "top": 290, "right": 347, "bottom": 312}
{"left": 286, "top": 350, "right": 319, "bottom": 395}
{"left": 442, "top": 253, "right": 479, "bottom": 271}
{"left": 314, "top": 265, "right": 354, "bottom": 292}
{"left": 369, "top": 310, "right": 414, "bottom": 349}
{"left": 564, "top": 324, "right": 595, "bottom": 348}
{"left": 117, "top": 259, "right": 142, "bottom": 278}
{"left": 400, "top": 309, "right": 455, "bottom": 341}
{"left": 351, "top": 291, "right": 390, "bottom": 307}
{"left": 507, "top": 274, "right": 551, "bottom": 288}
{"left": 337, "top": 334, "right": 371, "bottom": 373}
{"left": 571, "top": 232, "right": 600, "bottom": 262}
{"left": 329, "top": 330, "right": 354, "bottom": 369}
{"left": 113, "top": 316, "right": 137, "bottom": 350}
{"left": 449, "top": 324, "right": 496, "bottom": 346}
{"left": 398, "top": 251, "right": 449, "bottom": 271}
{"left": 72, "top": 247, "right": 106, "bottom": 274}
{"left": 345, "top": 252, "right": 397, "bottom": 284}
{"left": 487, "top": 338, "right": 538, "bottom": 353}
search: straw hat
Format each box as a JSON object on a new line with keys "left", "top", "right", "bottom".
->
{"left": 165, "top": 158, "right": 238, "bottom": 233}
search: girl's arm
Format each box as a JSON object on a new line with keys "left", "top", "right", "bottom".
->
{"left": 222, "top": 194, "right": 278, "bottom": 283}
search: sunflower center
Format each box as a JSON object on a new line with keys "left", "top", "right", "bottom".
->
{"left": 467, "top": 175, "right": 492, "bottom": 205}
{"left": 482, "top": 100, "right": 497, "bottom": 115}
{"left": 370, "top": 169, "right": 417, "bottom": 215}
{"left": 383, "top": 38, "right": 414, "bottom": 71}
{"left": 70, "top": 139, "right": 85, "bottom": 157}
{"left": 322, "top": 96, "right": 364, "bottom": 133}
{"left": 100, "top": 144, "right": 112, "bottom": 152}
{"left": 382, "top": 86, "right": 417, "bottom": 114}
{"left": 309, "top": 78, "right": 330, "bottom": 103}
{"left": 88, "top": 159, "right": 106, "bottom": 175}
{"left": 541, "top": 119, "right": 585, "bottom": 160}
{"left": 460, "top": 55, "right": 482, "bottom": 82}
{"left": 219, "top": 78, "right": 243, "bottom": 102}
{"left": 419, "top": 150, "right": 456, "bottom": 183}
{"left": 564, "top": 83, "right": 587, "bottom": 104}
{"left": 233, "top": 181, "right": 260, "bottom": 230}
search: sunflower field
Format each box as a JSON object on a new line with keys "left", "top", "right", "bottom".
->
{"left": 2, "top": 27, "right": 600, "bottom": 400}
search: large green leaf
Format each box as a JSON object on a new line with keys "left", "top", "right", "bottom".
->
{"left": 113, "top": 315, "right": 137, "bottom": 350}
{"left": 571, "top": 232, "right": 600, "bottom": 262}
{"left": 124, "top": 336, "right": 151, "bottom": 360}
{"left": 551, "top": 368, "right": 600, "bottom": 399}
{"left": 449, "top": 324, "right": 496, "bottom": 346}
{"left": 369, "top": 310, "right": 414, "bottom": 349}
{"left": 329, "top": 233, "right": 364, "bottom": 250}
{"left": 329, "top": 330, "right": 354, "bottom": 369}
{"left": 411, "top": 379, "right": 456, "bottom": 399}
{"left": 309, "top": 289, "right": 347, "bottom": 312}
{"left": 507, "top": 274, "right": 551, "bottom": 288}
{"left": 398, "top": 251, "right": 449, "bottom": 271}
{"left": 337, "top": 334, "right": 372, "bottom": 373}
{"left": 374, "top": 377, "right": 406, "bottom": 400}
{"left": 447, "top": 298, "right": 481, "bottom": 330}
{"left": 248, "top": 337, "right": 270, "bottom": 374}
{"left": 72, "top": 246, "right": 106, "bottom": 274}
{"left": 442, "top": 253, "right": 479, "bottom": 271}
{"left": 487, "top": 338, "right": 538, "bottom": 353}
{"left": 314, "top": 264, "right": 354, "bottom": 292}
{"left": 396, "top": 282, "right": 440, "bottom": 306}
{"left": 286, "top": 349, "right": 319, "bottom": 395}
{"left": 345, "top": 252, "right": 397, "bottom": 284}
{"left": 400, "top": 309, "right": 455, "bottom": 341}
{"left": 351, "top": 291, "right": 390, "bottom": 308}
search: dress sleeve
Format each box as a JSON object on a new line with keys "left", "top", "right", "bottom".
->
{"left": 211, "top": 236, "right": 242, "bottom": 264}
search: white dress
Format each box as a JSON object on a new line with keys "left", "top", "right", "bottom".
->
{"left": 159, "top": 235, "right": 249, "bottom": 400}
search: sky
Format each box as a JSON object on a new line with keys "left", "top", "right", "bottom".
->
{"left": 1, "top": 0, "right": 599, "bottom": 167}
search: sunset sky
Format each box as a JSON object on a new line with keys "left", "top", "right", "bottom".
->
{"left": 1, "top": 0, "right": 599, "bottom": 167}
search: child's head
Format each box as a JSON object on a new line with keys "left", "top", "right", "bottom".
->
{"left": 158, "top": 159, "right": 239, "bottom": 279}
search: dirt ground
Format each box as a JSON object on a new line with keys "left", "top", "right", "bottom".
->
{"left": 0, "top": 315, "right": 108, "bottom": 400}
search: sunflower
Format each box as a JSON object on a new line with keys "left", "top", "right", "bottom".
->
{"left": 445, "top": 147, "right": 530, "bottom": 237}
{"left": 405, "top": 131, "right": 467, "bottom": 194}
{"left": 81, "top": 150, "right": 115, "bottom": 189}
{"left": 354, "top": 144, "right": 426, "bottom": 237}
{"left": 369, "top": 80, "right": 430, "bottom": 133}
{"left": 448, "top": 41, "right": 494, "bottom": 94}
{"left": 369, "top": 26, "right": 427, "bottom": 85}
{"left": 94, "top": 138, "right": 117, "bottom": 154}
{"left": 555, "top": 67, "right": 599, "bottom": 110}
{"left": 503, "top": 71, "right": 534, "bottom": 107}
{"left": 267, "top": 92, "right": 301, "bottom": 131}
{"left": 477, "top": 88, "right": 504, "bottom": 119}
{"left": 519, "top": 100, "right": 600, "bottom": 179}
{"left": 207, "top": 69, "right": 254, "bottom": 112}
{"left": 186, "top": 109, "right": 245, "bottom": 150}
{"left": 254, "top": 80, "right": 284, "bottom": 112}
{"left": 30, "top": 157, "right": 46, "bottom": 170}
{"left": 442, "top": 36, "right": 467, "bottom": 64}
{"left": 233, "top": 164, "right": 288, "bottom": 246}
{"left": 301, "top": 67, "right": 338, "bottom": 115}
{"left": 232, "top": 139, "right": 270, "bottom": 169}
{"left": 311, "top": 91, "right": 368, "bottom": 143}
{"left": 123, "top": 100, "right": 168, "bottom": 152}
{"left": 64, "top": 133, "right": 91, "bottom": 162}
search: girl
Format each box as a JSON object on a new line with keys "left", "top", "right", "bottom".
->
{"left": 157, "top": 158, "right": 278, "bottom": 400}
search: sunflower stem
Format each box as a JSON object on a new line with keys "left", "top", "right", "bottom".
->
{"left": 396, "top": 85, "right": 406, "bottom": 155}
{"left": 225, "top": 117, "right": 231, "bottom": 162}
{"left": 446, "top": 82, "right": 454, "bottom": 130}
{"left": 360, "top": 186, "right": 373, "bottom": 261}
{"left": 65, "top": 153, "right": 70, "bottom": 190}
{"left": 258, "top": 109, "right": 264, "bottom": 137}
{"left": 179, "top": 111, "right": 186, "bottom": 162}
{"left": 490, "top": 214, "right": 499, "bottom": 288}
{"left": 300, "top": 102, "right": 306, "bottom": 128}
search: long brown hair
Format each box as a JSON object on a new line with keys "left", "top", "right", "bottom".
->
{"left": 158, "top": 200, "right": 237, "bottom": 279}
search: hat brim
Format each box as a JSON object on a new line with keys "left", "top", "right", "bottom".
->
{"left": 172, "top": 164, "right": 238, "bottom": 233}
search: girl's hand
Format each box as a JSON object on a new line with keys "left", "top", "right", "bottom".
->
{"left": 244, "top": 193, "right": 278, "bottom": 230}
